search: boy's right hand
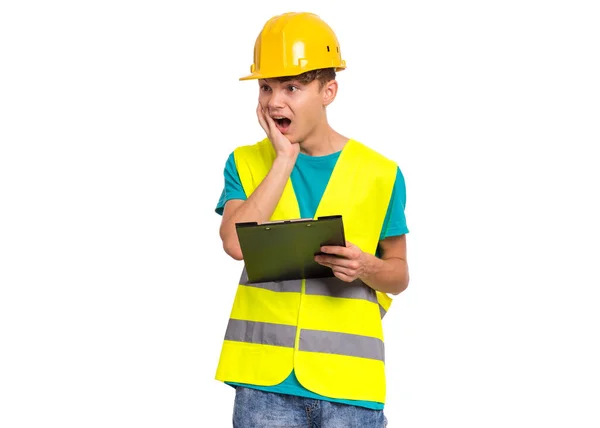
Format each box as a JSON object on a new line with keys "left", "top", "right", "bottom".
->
{"left": 257, "top": 104, "right": 300, "bottom": 161}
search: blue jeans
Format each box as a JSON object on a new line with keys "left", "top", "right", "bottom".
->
{"left": 232, "top": 386, "right": 388, "bottom": 428}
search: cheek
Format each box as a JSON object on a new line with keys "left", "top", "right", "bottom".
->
{"left": 257, "top": 95, "right": 267, "bottom": 108}
{"left": 302, "top": 104, "right": 321, "bottom": 126}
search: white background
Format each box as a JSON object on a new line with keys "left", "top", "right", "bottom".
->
{"left": 1, "top": 0, "right": 599, "bottom": 427}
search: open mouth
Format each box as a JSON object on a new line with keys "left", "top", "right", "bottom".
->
{"left": 272, "top": 116, "right": 292, "bottom": 133}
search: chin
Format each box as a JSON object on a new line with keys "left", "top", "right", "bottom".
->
{"left": 287, "top": 133, "right": 303, "bottom": 145}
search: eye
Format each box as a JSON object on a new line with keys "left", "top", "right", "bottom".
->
{"left": 260, "top": 84, "right": 271, "bottom": 92}
{"left": 287, "top": 85, "right": 298, "bottom": 92}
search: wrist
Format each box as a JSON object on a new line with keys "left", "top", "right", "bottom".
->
{"left": 360, "top": 252, "right": 380, "bottom": 280}
{"left": 273, "top": 153, "right": 297, "bottom": 170}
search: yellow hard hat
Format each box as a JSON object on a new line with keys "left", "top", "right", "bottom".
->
{"left": 240, "top": 12, "right": 346, "bottom": 81}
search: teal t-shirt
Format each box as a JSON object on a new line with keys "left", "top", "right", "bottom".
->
{"left": 215, "top": 149, "right": 409, "bottom": 410}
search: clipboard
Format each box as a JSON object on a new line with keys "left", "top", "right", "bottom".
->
{"left": 235, "top": 215, "right": 346, "bottom": 284}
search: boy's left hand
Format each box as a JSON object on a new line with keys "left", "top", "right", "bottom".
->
{"left": 315, "top": 242, "right": 366, "bottom": 282}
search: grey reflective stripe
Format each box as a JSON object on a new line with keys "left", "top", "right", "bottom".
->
{"left": 225, "top": 319, "right": 297, "bottom": 348}
{"left": 379, "top": 304, "right": 387, "bottom": 319}
{"left": 299, "top": 329, "right": 385, "bottom": 362}
{"left": 239, "top": 268, "right": 302, "bottom": 293}
{"left": 305, "top": 277, "right": 378, "bottom": 304}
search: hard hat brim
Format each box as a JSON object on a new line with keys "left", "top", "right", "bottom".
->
{"left": 239, "top": 65, "right": 346, "bottom": 82}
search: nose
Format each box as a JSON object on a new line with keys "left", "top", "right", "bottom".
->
{"left": 267, "top": 88, "right": 285, "bottom": 111}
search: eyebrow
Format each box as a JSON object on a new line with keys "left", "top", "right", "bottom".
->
{"left": 259, "top": 79, "right": 304, "bottom": 87}
{"left": 281, "top": 80, "right": 304, "bottom": 86}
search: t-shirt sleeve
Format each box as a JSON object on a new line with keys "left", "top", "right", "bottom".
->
{"left": 215, "top": 152, "right": 248, "bottom": 216}
{"left": 379, "top": 166, "right": 410, "bottom": 240}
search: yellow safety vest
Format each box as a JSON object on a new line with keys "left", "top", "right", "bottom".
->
{"left": 215, "top": 138, "right": 397, "bottom": 403}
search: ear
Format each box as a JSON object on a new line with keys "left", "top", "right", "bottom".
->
{"left": 321, "top": 79, "right": 338, "bottom": 107}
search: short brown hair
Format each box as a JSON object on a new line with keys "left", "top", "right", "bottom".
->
{"left": 274, "top": 68, "right": 336, "bottom": 90}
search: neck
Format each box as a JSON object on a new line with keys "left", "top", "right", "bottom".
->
{"left": 298, "top": 119, "right": 348, "bottom": 157}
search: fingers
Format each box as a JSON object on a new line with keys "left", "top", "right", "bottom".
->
{"left": 316, "top": 251, "right": 361, "bottom": 283}
{"left": 263, "top": 110, "right": 280, "bottom": 136}
{"left": 256, "top": 104, "right": 269, "bottom": 134}
{"left": 255, "top": 103, "right": 297, "bottom": 159}
{"left": 324, "top": 263, "right": 357, "bottom": 282}
{"left": 320, "top": 245, "right": 354, "bottom": 258}
{"left": 317, "top": 256, "right": 354, "bottom": 275}
{"left": 256, "top": 103, "right": 280, "bottom": 136}
{"left": 333, "top": 270, "right": 355, "bottom": 282}
{"left": 315, "top": 255, "right": 359, "bottom": 271}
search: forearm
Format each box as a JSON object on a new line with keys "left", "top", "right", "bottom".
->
{"left": 360, "top": 253, "right": 409, "bottom": 295}
{"left": 220, "top": 156, "right": 295, "bottom": 258}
